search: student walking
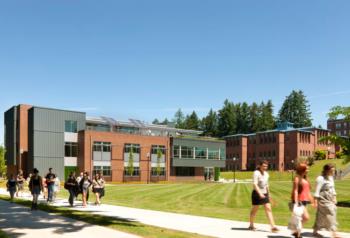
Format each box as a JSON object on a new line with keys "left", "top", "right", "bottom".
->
{"left": 45, "top": 168, "right": 56, "bottom": 202}
{"left": 313, "top": 164, "right": 341, "bottom": 238}
{"left": 289, "top": 163, "right": 315, "bottom": 238}
{"left": 6, "top": 174, "right": 17, "bottom": 202}
{"left": 53, "top": 176, "right": 60, "bottom": 201}
{"left": 29, "top": 168, "right": 43, "bottom": 210}
{"left": 92, "top": 172, "right": 105, "bottom": 205}
{"left": 79, "top": 172, "right": 92, "bottom": 207}
{"left": 75, "top": 172, "right": 84, "bottom": 200}
{"left": 16, "top": 170, "right": 25, "bottom": 197}
{"left": 65, "top": 171, "right": 78, "bottom": 207}
{"left": 249, "top": 160, "right": 279, "bottom": 233}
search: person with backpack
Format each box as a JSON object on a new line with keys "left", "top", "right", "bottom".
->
{"left": 289, "top": 163, "right": 315, "bottom": 238}
{"left": 29, "top": 168, "right": 43, "bottom": 210}
{"left": 92, "top": 172, "right": 105, "bottom": 205}
{"left": 79, "top": 172, "right": 92, "bottom": 207}
{"left": 248, "top": 160, "right": 279, "bottom": 233}
{"left": 65, "top": 171, "right": 78, "bottom": 207}
{"left": 45, "top": 168, "right": 56, "bottom": 203}
{"left": 6, "top": 174, "right": 17, "bottom": 202}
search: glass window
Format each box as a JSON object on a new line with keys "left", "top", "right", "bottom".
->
{"left": 93, "top": 166, "right": 111, "bottom": 176}
{"left": 336, "top": 123, "right": 341, "bottom": 129}
{"left": 93, "top": 142, "right": 111, "bottom": 152}
{"left": 65, "top": 120, "right": 77, "bottom": 133}
{"left": 124, "top": 144, "right": 140, "bottom": 153}
{"left": 151, "top": 167, "right": 166, "bottom": 176}
{"left": 173, "top": 145, "right": 180, "bottom": 158}
{"left": 151, "top": 145, "right": 166, "bottom": 155}
{"left": 195, "top": 147, "right": 207, "bottom": 159}
{"left": 181, "top": 146, "right": 194, "bottom": 159}
{"left": 65, "top": 142, "right": 78, "bottom": 157}
{"left": 124, "top": 167, "right": 140, "bottom": 176}
{"left": 208, "top": 149, "right": 220, "bottom": 160}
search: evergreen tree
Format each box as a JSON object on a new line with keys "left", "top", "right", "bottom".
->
{"left": 236, "top": 102, "right": 250, "bottom": 134}
{"left": 260, "top": 100, "right": 275, "bottom": 131}
{"left": 161, "top": 118, "right": 169, "bottom": 126}
{"left": 248, "top": 102, "right": 260, "bottom": 132}
{"left": 217, "top": 99, "right": 237, "bottom": 136}
{"left": 201, "top": 109, "right": 218, "bottom": 136}
{"left": 0, "top": 146, "right": 6, "bottom": 178}
{"left": 278, "top": 90, "right": 312, "bottom": 128}
{"left": 184, "top": 111, "right": 200, "bottom": 130}
{"left": 152, "top": 119, "right": 160, "bottom": 125}
{"left": 173, "top": 109, "right": 185, "bottom": 128}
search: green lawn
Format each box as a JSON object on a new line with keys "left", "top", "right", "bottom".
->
{"left": 0, "top": 230, "right": 9, "bottom": 238}
{"left": 58, "top": 158, "right": 350, "bottom": 232}
{"left": 220, "top": 159, "right": 348, "bottom": 181}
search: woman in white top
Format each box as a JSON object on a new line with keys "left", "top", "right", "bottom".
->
{"left": 249, "top": 160, "right": 279, "bottom": 233}
{"left": 313, "top": 164, "right": 340, "bottom": 238}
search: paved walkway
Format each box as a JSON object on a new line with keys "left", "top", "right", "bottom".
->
{"left": 0, "top": 199, "right": 139, "bottom": 238}
{"left": 1, "top": 188, "right": 349, "bottom": 238}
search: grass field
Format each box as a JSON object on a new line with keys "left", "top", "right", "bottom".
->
{"left": 56, "top": 159, "right": 350, "bottom": 232}
{"left": 220, "top": 158, "right": 348, "bottom": 181}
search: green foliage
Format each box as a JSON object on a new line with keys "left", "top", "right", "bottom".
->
{"left": 152, "top": 118, "right": 160, "bottom": 125}
{"left": 183, "top": 111, "right": 200, "bottom": 130}
{"left": 307, "top": 156, "right": 315, "bottom": 166}
{"left": 0, "top": 146, "right": 6, "bottom": 178}
{"left": 201, "top": 109, "right": 218, "bottom": 137}
{"left": 314, "top": 149, "right": 326, "bottom": 160}
{"left": 278, "top": 90, "right": 312, "bottom": 128}
{"left": 217, "top": 99, "right": 237, "bottom": 136}
{"left": 174, "top": 109, "right": 185, "bottom": 129}
{"left": 214, "top": 167, "right": 220, "bottom": 181}
{"left": 336, "top": 151, "right": 344, "bottom": 159}
{"left": 127, "top": 148, "right": 134, "bottom": 176}
{"left": 156, "top": 149, "right": 163, "bottom": 176}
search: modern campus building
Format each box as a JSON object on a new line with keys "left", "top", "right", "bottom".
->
{"left": 4, "top": 104, "right": 226, "bottom": 181}
{"left": 224, "top": 122, "right": 335, "bottom": 172}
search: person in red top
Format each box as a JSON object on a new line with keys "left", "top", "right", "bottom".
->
{"left": 290, "top": 163, "right": 315, "bottom": 238}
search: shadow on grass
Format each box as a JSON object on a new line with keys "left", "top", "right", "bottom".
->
{"left": 0, "top": 195, "right": 141, "bottom": 238}
{"left": 337, "top": 200, "right": 350, "bottom": 208}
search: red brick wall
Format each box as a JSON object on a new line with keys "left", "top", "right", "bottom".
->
{"left": 78, "top": 130, "right": 171, "bottom": 183}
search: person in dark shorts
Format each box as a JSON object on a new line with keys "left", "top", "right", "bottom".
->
{"left": 29, "top": 168, "right": 43, "bottom": 210}
{"left": 249, "top": 160, "right": 279, "bottom": 233}
{"left": 92, "top": 172, "right": 105, "bottom": 205}
{"left": 45, "top": 168, "right": 56, "bottom": 202}
{"left": 6, "top": 174, "right": 17, "bottom": 202}
{"left": 16, "top": 169, "right": 25, "bottom": 197}
{"left": 79, "top": 172, "right": 92, "bottom": 207}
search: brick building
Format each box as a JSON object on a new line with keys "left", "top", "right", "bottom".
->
{"left": 327, "top": 119, "right": 350, "bottom": 137}
{"left": 224, "top": 122, "right": 335, "bottom": 172}
{"left": 4, "top": 104, "right": 225, "bottom": 182}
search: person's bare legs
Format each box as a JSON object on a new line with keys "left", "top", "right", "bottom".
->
{"left": 82, "top": 192, "right": 87, "bottom": 207}
{"left": 263, "top": 203, "right": 277, "bottom": 229}
{"left": 249, "top": 205, "right": 259, "bottom": 228}
{"left": 95, "top": 193, "right": 100, "bottom": 205}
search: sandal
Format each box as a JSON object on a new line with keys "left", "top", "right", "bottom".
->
{"left": 271, "top": 227, "right": 279, "bottom": 233}
{"left": 313, "top": 233, "right": 323, "bottom": 238}
{"left": 248, "top": 226, "right": 257, "bottom": 231}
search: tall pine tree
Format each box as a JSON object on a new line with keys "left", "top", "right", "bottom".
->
{"left": 217, "top": 99, "right": 237, "bottom": 136}
{"left": 278, "top": 90, "right": 312, "bottom": 128}
{"left": 184, "top": 111, "right": 200, "bottom": 130}
{"left": 173, "top": 109, "right": 185, "bottom": 128}
{"left": 201, "top": 109, "right": 218, "bottom": 136}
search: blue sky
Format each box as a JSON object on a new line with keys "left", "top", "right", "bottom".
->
{"left": 1, "top": 1, "right": 350, "bottom": 144}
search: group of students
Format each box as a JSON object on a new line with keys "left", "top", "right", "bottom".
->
{"left": 6, "top": 167, "right": 105, "bottom": 210}
{"left": 249, "top": 160, "right": 341, "bottom": 238}
{"left": 65, "top": 171, "right": 105, "bottom": 207}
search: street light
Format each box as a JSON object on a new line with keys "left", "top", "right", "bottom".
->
{"left": 233, "top": 157, "right": 237, "bottom": 183}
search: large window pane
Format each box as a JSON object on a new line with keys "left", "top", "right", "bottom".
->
{"left": 65, "top": 142, "right": 78, "bottom": 157}
{"left": 124, "top": 144, "right": 140, "bottom": 153}
{"left": 65, "top": 120, "right": 77, "bottom": 133}
{"left": 195, "top": 147, "right": 207, "bottom": 159}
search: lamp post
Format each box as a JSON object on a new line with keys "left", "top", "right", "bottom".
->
{"left": 233, "top": 157, "right": 237, "bottom": 183}
{"left": 291, "top": 159, "right": 295, "bottom": 181}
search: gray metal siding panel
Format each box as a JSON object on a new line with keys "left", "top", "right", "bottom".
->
{"left": 172, "top": 137, "right": 225, "bottom": 150}
{"left": 28, "top": 108, "right": 34, "bottom": 172}
{"left": 34, "top": 132, "right": 64, "bottom": 158}
{"left": 34, "top": 156, "right": 65, "bottom": 180}
{"left": 172, "top": 158, "right": 225, "bottom": 168}
{"left": 30, "top": 107, "right": 86, "bottom": 179}
{"left": 4, "top": 107, "right": 16, "bottom": 166}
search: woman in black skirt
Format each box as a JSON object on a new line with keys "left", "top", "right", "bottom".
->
{"left": 92, "top": 172, "right": 105, "bottom": 205}
{"left": 249, "top": 160, "right": 279, "bottom": 233}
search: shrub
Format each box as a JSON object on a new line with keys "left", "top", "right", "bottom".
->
{"left": 314, "top": 150, "right": 326, "bottom": 160}
{"left": 214, "top": 168, "right": 220, "bottom": 181}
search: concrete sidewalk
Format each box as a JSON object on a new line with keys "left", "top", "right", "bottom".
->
{"left": 0, "top": 199, "right": 139, "bottom": 238}
{"left": 1, "top": 188, "right": 349, "bottom": 238}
